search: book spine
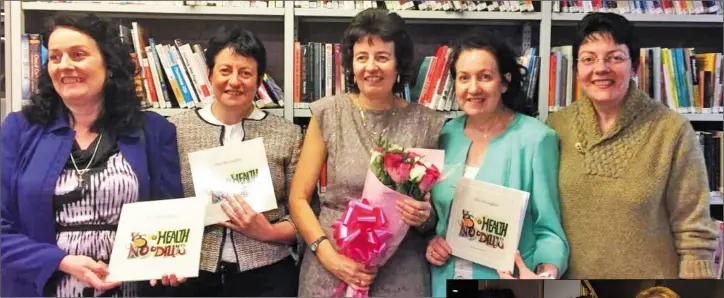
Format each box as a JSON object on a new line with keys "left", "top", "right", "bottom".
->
{"left": 149, "top": 39, "right": 173, "bottom": 108}
{"left": 21, "top": 34, "right": 31, "bottom": 100}
{"left": 169, "top": 46, "right": 200, "bottom": 106}
{"left": 28, "top": 34, "right": 42, "bottom": 97}
{"left": 155, "top": 44, "right": 187, "bottom": 108}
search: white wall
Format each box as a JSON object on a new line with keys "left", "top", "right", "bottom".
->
{"left": 544, "top": 280, "right": 582, "bottom": 298}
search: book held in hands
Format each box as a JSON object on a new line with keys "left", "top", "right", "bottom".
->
{"left": 188, "top": 137, "right": 277, "bottom": 226}
{"left": 106, "top": 197, "right": 206, "bottom": 282}
{"left": 445, "top": 178, "right": 529, "bottom": 273}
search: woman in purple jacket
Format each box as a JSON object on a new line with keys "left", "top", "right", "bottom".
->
{"left": 0, "top": 14, "right": 182, "bottom": 297}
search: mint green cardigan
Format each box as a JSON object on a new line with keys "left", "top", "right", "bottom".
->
{"left": 429, "top": 113, "right": 570, "bottom": 297}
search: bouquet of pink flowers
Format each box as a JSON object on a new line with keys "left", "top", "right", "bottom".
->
{"left": 369, "top": 140, "right": 442, "bottom": 201}
{"left": 331, "top": 141, "right": 444, "bottom": 297}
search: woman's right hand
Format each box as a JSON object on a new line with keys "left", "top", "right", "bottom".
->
{"left": 58, "top": 255, "right": 121, "bottom": 291}
{"left": 318, "top": 248, "right": 377, "bottom": 291}
{"left": 426, "top": 236, "right": 452, "bottom": 266}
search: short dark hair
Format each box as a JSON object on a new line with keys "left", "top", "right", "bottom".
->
{"left": 23, "top": 13, "right": 143, "bottom": 134}
{"left": 449, "top": 27, "right": 536, "bottom": 117}
{"left": 479, "top": 287, "right": 516, "bottom": 298}
{"left": 573, "top": 12, "right": 640, "bottom": 71}
{"left": 341, "top": 8, "right": 413, "bottom": 94}
{"left": 205, "top": 26, "right": 267, "bottom": 87}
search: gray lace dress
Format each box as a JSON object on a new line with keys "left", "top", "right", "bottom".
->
{"left": 298, "top": 94, "right": 446, "bottom": 297}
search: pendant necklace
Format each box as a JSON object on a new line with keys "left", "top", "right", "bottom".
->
{"left": 70, "top": 133, "right": 104, "bottom": 185}
{"left": 351, "top": 95, "right": 396, "bottom": 144}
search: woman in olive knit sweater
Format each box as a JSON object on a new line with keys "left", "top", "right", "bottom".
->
{"left": 546, "top": 12, "right": 719, "bottom": 279}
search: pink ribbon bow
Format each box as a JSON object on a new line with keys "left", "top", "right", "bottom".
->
{"left": 330, "top": 198, "right": 391, "bottom": 297}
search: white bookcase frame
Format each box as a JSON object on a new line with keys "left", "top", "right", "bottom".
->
{"left": 5, "top": 1, "right": 723, "bottom": 123}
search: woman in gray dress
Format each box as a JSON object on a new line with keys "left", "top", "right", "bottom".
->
{"left": 289, "top": 8, "right": 446, "bottom": 297}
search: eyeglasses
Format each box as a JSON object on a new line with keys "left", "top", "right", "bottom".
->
{"left": 577, "top": 53, "right": 630, "bottom": 66}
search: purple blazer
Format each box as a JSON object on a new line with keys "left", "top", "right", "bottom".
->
{"left": 0, "top": 111, "right": 183, "bottom": 297}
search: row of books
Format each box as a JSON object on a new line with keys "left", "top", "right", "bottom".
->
{"left": 45, "top": 1, "right": 286, "bottom": 8}
{"left": 120, "top": 22, "right": 284, "bottom": 110}
{"left": 19, "top": 25, "right": 284, "bottom": 110}
{"left": 696, "top": 130, "right": 723, "bottom": 195}
{"left": 36, "top": 0, "right": 724, "bottom": 15}
{"left": 293, "top": 1, "right": 537, "bottom": 12}
{"left": 291, "top": 41, "right": 412, "bottom": 109}
{"left": 411, "top": 45, "right": 540, "bottom": 112}
{"left": 47, "top": 1, "right": 538, "bottom": 12}
{"left": 548, "top": 46, "right": 724, "bottom": 114}
{"left": 553, "top": 0, "right": 722, "bottom": 14}
{"left": 292, "top": 42, "right": 348, "bottom": 109}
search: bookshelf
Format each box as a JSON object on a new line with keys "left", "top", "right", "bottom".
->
{"left": 551, "top": 11, "right": 724, "bottom": 23}
{"left": 21, "top": 1, "right": 285, "bottom": 19}
{"left": 5, "top": 1, "right": 723, "bottom": 124}
{"left": 686, "top": 113, "right": 724, "bottom": 122}
{"left": 1, "top": 0, "right": 7, "bottom": 122}
{"left": 295, "top": 8, "right": 542, "bottom": 21}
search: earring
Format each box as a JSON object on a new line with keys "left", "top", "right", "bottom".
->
{"left": 108, "top": 70, "right": 114, "bottom": 78}
{"left": 396, "top": 74, "right": 400, "bottom": 83}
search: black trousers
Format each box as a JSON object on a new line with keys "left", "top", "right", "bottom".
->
{"left": 162, "top": 256, "right": 299, "bottom": 297}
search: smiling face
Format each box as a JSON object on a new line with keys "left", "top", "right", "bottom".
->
{"left": 209, "top": 47, "right": 259, "bottom": 110}
{"left": 576, "top": 33, "right": 633, "bottom": 105}
{"left": 454, "top": 48, "right": 510, "bottom": 117}
{"left": 47, "top": 26, "right": 107, "bottom": 104}
{"left": 352, "top": 35, "right": 398, "bottom": 98}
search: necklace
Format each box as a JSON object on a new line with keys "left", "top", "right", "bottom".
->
{"left": 70, "top": 132, "right": 104, "bottom": 185}
{"left": 351, "top": 95, "right": 396, "bottom": 143}
{"left": 466, "top": 111, "right": 514, "bottom": 142}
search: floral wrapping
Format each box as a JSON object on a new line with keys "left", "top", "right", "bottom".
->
{"left": 331, "top": 142, "right": 445, "bottom": 297}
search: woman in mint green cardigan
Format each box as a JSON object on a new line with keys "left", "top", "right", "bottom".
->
{"left": 426, "top": 28, "right": 570, "bottom": 297}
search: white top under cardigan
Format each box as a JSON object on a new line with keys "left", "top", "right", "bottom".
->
{"left": 197, "top": 104, "right": 266, "bottom": 263}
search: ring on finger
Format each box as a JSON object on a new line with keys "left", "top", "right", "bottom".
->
{"left": 417, "top": 209, "right": 424, "bottom": 217}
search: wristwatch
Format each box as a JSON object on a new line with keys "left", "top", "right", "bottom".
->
{"left": 310, "top": 235, "right": 328, "bottom": 255}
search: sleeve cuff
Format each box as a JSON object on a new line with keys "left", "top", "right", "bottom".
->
{"left": 533, "top": 246, "right": 568, "bottom": 277}
{"left": 679, "top": 258, "right": 716, "bottom": 279}
{"left": 35, "top": 249, "right": 67, "bottom": 295}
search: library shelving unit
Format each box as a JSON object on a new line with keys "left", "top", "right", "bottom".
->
{"left": 1, "top": 0, "right": 7, "bottom": 121}
{"left": 6, "top": 1, "right": 288, "bottom": 120}
{"left": 5, "top": 1, "right": 723, "bottom": 127}
{"left": 5, "top": 1, "right": 723, "bottom": 122}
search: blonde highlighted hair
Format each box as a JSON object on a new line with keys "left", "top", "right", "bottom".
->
{"left": 635, "top": 286, "right": 680, "bottom": 298}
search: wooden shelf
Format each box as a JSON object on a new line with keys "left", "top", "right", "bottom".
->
{"left": 146, "top": 108, "right": 284, "bottom": 118}
{"left": 21, "top": 2, "right": 284, "bottom": 20}
{"left": 683, "top": 113, "right": 723, "bottom": 122}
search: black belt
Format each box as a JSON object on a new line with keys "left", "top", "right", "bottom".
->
{"left": 56, "top": 224, "right": 118, "bottom": 232}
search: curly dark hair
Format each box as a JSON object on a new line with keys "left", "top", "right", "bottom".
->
{"left": 204, "top": 25, "right": 267, "bottom": 87}
{"left": 22, "top": 13, "right": 142, "bottom": 134}
{"left": 341, "top": 8, "right": 413, "bottom": 94}
{"left": 449, "top": 27, "right": 536, "bottom": 117}
{"left": 573, "top": 12, "right": 640, "bottom": 72}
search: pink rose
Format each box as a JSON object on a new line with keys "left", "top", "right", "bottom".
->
{"left": 419, "top": 165, "right": 441, "bottom": 193}
{"left": 384, "top": 152, "right": 412, "bottom": 184}
{"left": 383, "top": 152, "right": 403, "bottom": 169}
{"left": 406, "top": 152, "right": 420, "bottom": 159}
